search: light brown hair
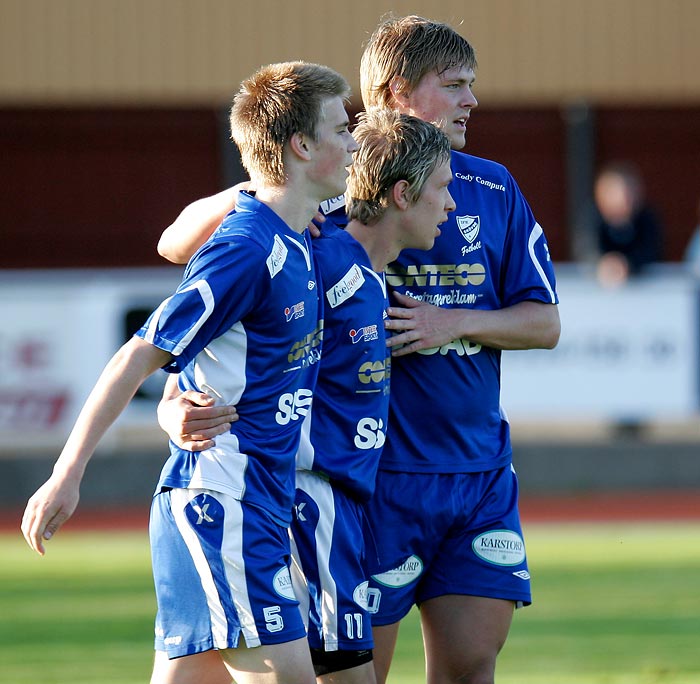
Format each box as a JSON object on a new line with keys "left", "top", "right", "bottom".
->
{"left": 230, "top": 61, "right": 350, "bottom": 185}
{"left": 360, "top": 15, "right": 477, "bottom": 110}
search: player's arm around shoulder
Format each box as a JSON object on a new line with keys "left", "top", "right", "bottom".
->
{"left": 21, "top": 337, "right": 172, "bottom": 555}
{"left": 157, "top": 374, "right": 238, "bottom": 452}
{"left": 157, "top": 185, "right": 246, "bottom": 264}
{"left": 386, "top": 294, "right": 560, "bottom": 355}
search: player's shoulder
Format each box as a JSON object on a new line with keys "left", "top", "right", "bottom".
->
{"left": 212, "top": 196, "right": 293, "bottom": 251}
{"left": 451, "top": 150, "right": 512, "bottom": 180}
{"left": 201, "top": 216, "right": 264, "bottom": 262}
{"left": 314, "top": 223, "right": 363, "bottom": 271}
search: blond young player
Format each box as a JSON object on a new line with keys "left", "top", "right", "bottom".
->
{"left": 21, "top": 61, "right": 357, "bottom": 684}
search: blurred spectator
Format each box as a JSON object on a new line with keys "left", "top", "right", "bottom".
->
{"left": 592, "top": 161, "right": 664, "bottom": 287}
{"left": 683, "top": 197, "right": 700, "bottom": 277}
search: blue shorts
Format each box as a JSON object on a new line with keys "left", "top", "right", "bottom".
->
{"left": 291, "top": 471, "right": 376, "bottom": 652}
{"left": 150, "top": 488, "right": 307, "bottom": 658}
{"left": 366, "top": 466, "right": 531, "bottom": 625}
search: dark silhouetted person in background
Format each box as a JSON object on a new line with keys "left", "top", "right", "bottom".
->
{"left": 593, "top": 161, "right": 664, "bottom": 287}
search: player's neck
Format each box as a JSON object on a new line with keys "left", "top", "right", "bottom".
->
{"left": 346, "top": 218, "right": 400, "bottom": 273}
{"left": 255, "top": 185, "right": 320, "bottom": 234}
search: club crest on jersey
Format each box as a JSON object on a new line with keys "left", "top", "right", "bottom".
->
{"left": 457, "top": 215, "right": 480, "bottom": 243}
{"left": 349, "top": 324, "right": 379, "bottom": 344}
{"left": 267, "top": 234, "right": 288, "bottom": 278}
{"left": 326, "top": 264, "right": 365, "bottom": 308}
{"left": 284, "top": 301, "right": 305, "bottom": 321}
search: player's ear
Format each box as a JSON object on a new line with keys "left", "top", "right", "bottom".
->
{"left": 392, "top": 180, "right": 411, "bottom": 210}
{"left": 389, "top": 76, "right": 410, "bottom": 106}
{"left": 290, "top": 132, "right": 311, "bottom": 160}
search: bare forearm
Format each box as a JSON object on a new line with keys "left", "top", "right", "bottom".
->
{"left": 22, "top": 337, "right": 170, "bottom": 554}
{"left": 453, "top": 300, "right": 561, "bottom": 351}
{"left": 161, "top": 373, "right": 181, "bottom": 402}
{"left": 56, "top": 339, "right": 170, "bottom": 477}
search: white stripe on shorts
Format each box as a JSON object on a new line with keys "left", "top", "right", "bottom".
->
{"left": 295, "top": 471, "right": 340, "bottom": 649}
{"left": 170, "top": 488, "right": 261, "bottom": 648}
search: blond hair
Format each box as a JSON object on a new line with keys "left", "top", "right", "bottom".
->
{"left": 346, "top": 108, "right": 451, "bottom": 225}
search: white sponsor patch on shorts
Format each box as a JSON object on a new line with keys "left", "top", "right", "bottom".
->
{"left": 273, "top": 566, "right": 296, "bottom": 600}
{"left": 353, "top": 580, "right": 371, "bottom": 610}
{"left": 472, "top": 530, "right": 526, "bottom": 566}
{"left": 371, "top": 555, "right": 423, "bottom": 587}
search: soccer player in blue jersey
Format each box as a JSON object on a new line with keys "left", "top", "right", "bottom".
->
{"left": 158, "top": 108, "right": 455, "bottom": 684}
{"left": 359, "top": 17, "right": 560, "bottom": 684}
{"left": 20, "top": 61, "right": 358, "bottom": 684}
{"left": 157, "top": 15, "right": 561, "bottom": 684}
{"left": 293, "top": 109, "right": 454, "bottom": 684}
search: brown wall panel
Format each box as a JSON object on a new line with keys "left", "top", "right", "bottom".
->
{"left": 2, "top": 105, "right": 698, "bottom": 269}
{"left": 466, "top": 108, "right": 569, "bottom": 261}
{"left": 1, "top": 108, "right": 222, "bottom": 268}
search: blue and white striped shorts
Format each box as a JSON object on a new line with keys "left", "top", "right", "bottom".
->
{"left": 150, "top": 487, "right": 307, "bottom": 658}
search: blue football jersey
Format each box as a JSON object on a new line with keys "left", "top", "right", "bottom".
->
{"left": 137, "top": 192, "right": 322, "bottom": 523}
{"left": 381, "top": 151, "right": 559, "bottom": 473}
{"left": 296, "top": 223, "right": 391, "bottom": 501}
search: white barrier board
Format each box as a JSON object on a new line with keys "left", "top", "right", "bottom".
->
{"left": 501, "top": 268, "right": 699, "bottom": 420}
{"left": 1, "top": 266, "right": 698, "bottom": 452}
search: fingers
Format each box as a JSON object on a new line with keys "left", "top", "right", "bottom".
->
{"left": 172, "top": 418, "right": 234, "bottom": 451}
{"left": 179, "top": 390, "right": 217, "bottom": 408}
{"left": 385, "top": 333, "right": 409, "bottom": 348}
{"left": 181, "top": 407, "right": 237, "bottom": 432}
{"left": 21, "top": 507, "right": 45, "bottom": 555}
{"left": 179, "top": 396, "right": 238, "bottom": 422}
{"left": 21, "top": 476, "right": 80, "bottom": 555}
{"left": 384, "top": 316, "right": 414, "bottom": 331}
{"left": 42, "top": 510, "right": 70, "bottom": 543}
{"left": 178, "top": 437, "right": 217, "bottom": 451}
{"left": 21, "top": 500, "right": 67, "bottom": 556}
{"left": 189, "top": 422, "right": 233, "bottom": 438}
{"left": 389, "top": 342, "right": 418, "bottom": 357}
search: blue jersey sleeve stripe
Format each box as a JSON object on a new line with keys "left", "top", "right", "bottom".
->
{"left": 527, "top": 223, "right": 557, "bottom": 304}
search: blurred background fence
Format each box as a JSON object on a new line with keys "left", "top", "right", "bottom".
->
{"left": 1, "top": 0, "right": 699, "bottom": 507}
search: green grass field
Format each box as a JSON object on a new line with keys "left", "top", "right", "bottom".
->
{"left": 2, "top": 522, "right": 699, "bottom": 683}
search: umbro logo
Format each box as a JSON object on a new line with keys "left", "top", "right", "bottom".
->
{"left": 512, "top": 570, "right": 531, "bottom": 580}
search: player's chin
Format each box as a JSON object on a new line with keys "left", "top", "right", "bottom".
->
{"left": 423, "top": 233, "right": 439, "bottom": 250}
{"left": 449, "top": 128, "right": 467, "bottom": 150}
{"left": 327, "top": 177, "right": 348, "bottom": 199}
